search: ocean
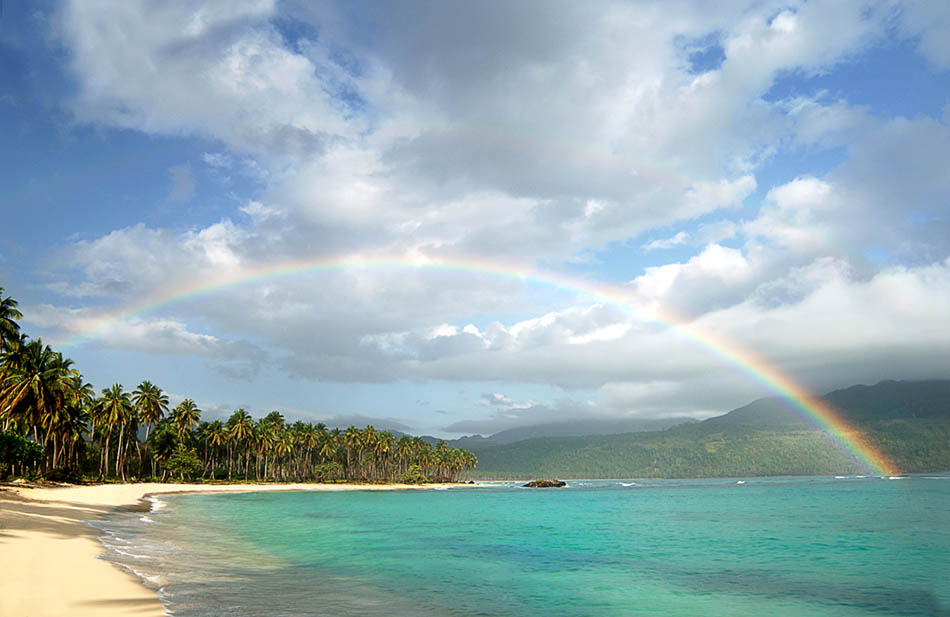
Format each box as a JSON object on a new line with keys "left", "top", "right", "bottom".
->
{"left": 95, "top": 475, "right": 950, "bottom": 617}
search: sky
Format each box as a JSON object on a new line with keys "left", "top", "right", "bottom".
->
{"left": 1, "top": 0, "right": 948, "bottom": 437}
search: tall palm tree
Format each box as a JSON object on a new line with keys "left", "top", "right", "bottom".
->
{"left": 395, "top": 435, "right": 414, "bottom": 476}
{"left": 132, "top": 381, "right": 168, "bottom": 474}
{"left": 97, "top": 384, "right": 134, "bottom": 480}
{"left": 57, "top": 375, "right": 93, "bottom": 472}
{"left": 0, "top": 287, "right": 23, "bottom": 355}
{"left": 0, "top": 338, "right": 77, "bottom": 454}
{"left": 203, "top": 420, "right": 227, "bottom": 478}
{"left": 375, "top": 431, "right": 396, "bottom": 481}
{"left": 133, "top": 381, "right": 168, "bottom": 476}
{"left": 318, "top": 428, "right": 337, "bottom": 465}
{"left": 300, "top": 423, "right": 320, "bottom": 480}
{"left": 149, "top": 421, "right": 177, "bottom": 481}
{"left": 274, "top": 431, "right": 294, "bottom": 480}
{"left": 343, "top": 425, "right": 363, "bottom": 477}
{"left": 172, "top": 399, "right": 201, "bottom": 444}
{"left": 227, "top": 408, "right": 254, "bottom": 480}
{"left": 256, "top": 421, "right": 276, "bottom": 480}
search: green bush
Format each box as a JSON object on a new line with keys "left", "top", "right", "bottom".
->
{"left": 397, "top": 464, "right": 428, "bottom": 484}
{"left": 166, "top": 446, "right": 201, "bottom": 481}
{"left": 0, "top": 432, "right": 44, "bottom": 479}
{"left": 313, "top": 462, "right": 344, "bottom": 482}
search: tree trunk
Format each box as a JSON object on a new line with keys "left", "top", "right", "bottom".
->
{"left": 102, "top": 426, "right": 113, "bottom": 479}
{"left": 116, "top": 422, "right": 125, "bottom": 481}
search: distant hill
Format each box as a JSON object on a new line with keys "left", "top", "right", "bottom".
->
{"left": 705, "top": 379, "right": 950, "bottom": 427}
{"left": 467, "top": 380, "right": 950, "bottom": 479}
{"left": 451, "top": 416, "right": 696, "bottom": 448}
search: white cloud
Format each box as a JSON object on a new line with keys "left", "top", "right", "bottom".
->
{"left": 53, "top": 0, "right": 895, "bottom": 266}
{"left": 897, "top": 2, "right": 950, "bottom": 71}
{"left": 480, "top": 393, "right": 536, "bottom": 410}
{"left": 627, "top": 244, "right": 755, "bottom": 314}
{"left": 34, "top": 1, "right": 950, "bottom": 429}
{"left": 696, "top": 220, "right": 738, "bottom": 244}
{"left": 642, "top": 231, "right": 690, "bottom": 251}
{"left": 57, "top": 0, "right": 356, "bottom": 156}
{"left": 23, "top": 305, "right": 264, "bottom": 374}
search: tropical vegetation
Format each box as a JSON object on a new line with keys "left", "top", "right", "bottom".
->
{"left": 0, "top": 287, "right": 476, "bottom": 483}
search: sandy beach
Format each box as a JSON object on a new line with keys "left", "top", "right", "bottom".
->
{"left": 0, "top": 481, "right": 463, "bottom": 617}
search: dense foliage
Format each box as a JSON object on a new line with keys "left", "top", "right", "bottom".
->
{"left": 0, "top": 287, "right": 476, "bottom": 483}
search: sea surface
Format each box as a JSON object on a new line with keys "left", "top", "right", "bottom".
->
{"left": 95, "top": 475, "right": 950, "bottom": 617}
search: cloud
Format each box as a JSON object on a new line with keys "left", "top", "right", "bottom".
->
{"left": 442, "top": 397, "right": 595, "bottom": 435}
{"left": 696, "top": 220, "right": 738, "bottom": 244}
{"left": 23, "top": 304, "right": 266, "bottom": 377}
{"left": 57, "top": 0, "right": 356, "bottom": 157}
{"left": 642, "top": 231, "right": 690, "bottom": 251}
{"left": 33, "top": 1, "right": 950, "bottom": 431}
{"left": 897, "top": 2, "right": 950, "bottom": 71}
{"left": 53, "top": 0, "right": 889, "bottom": 266}
{"left": 480, "top": 393, "right": 536, "bottom": 410}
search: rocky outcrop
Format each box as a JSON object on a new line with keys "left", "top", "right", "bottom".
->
{"left": 522, "top": 479, "right": 567, "bottom": 488}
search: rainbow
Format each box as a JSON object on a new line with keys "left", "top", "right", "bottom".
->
{"left": 57, "top": 253, "right": 898, "bottom": 475}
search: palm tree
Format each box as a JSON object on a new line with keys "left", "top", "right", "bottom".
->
{"left": 97, "top": 384, "right": 134, "bottom": 480}
{"left": 343, "top": 425, "right": 363, "bottom": 477}
{"left": 395, "top": 435, "right": 414, "bottom": 476}
{"left": 132, "top": 381, "right": 168, "bottom": 475}
{"left": 149, "top": 421, "right": 177, "bottom": 481}
{"left": 375, "top": 431, "right": 396, "bottom": 481}
{"left": 0, "top": 287, "right": 23, "bottom": 355}
{"left": 0, "top": 334, "right": 29, "bottom": 432}
{"left": 172, "top": 399, "right": 201, "bottom": 444}
{"left": 274, "top": 431, "right": 294, "bottom": 480}
{"left": 362, "top": 425, "right": 379, "bottom": 479}
{"left": 318, "top": 428, "right": 337, "bottom": 465}
{"left": 58, "top": 376, "right": 93, "bottom": 472}
{"left": 203, "top": 420, "right": 227, "bottom": 478}
{"left": 300, "top": 423, "right": 320, "bottom": 480}
{"left": 256, "top": 421, "right": 276, "bottom": 480}
{"left": 0, "top": 338, "right": 77, "bottom": 464}
{"left": 227, "top": 409, "right": 254, "bottom": 480}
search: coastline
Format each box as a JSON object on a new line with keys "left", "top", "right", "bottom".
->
{"left": 0, "top": 481, "right": 468, "bottom": 617}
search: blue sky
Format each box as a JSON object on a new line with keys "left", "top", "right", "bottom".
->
{"left": 1, "top": 1, "right": 948, "bottom": 436}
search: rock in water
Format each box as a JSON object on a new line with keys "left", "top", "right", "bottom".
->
{"left": 523, "top": 479, "right": 567, "bottom": 488}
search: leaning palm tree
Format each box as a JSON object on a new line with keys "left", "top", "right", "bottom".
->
{"left": 0, "top": 338, "right": 77, "bottom": 461}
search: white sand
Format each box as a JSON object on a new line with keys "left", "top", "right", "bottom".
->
{"left": 0, "top": 482, "right": 465, "bottom": 616}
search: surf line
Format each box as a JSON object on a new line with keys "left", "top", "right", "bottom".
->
{"left": 58, "top": 253, "right": 899, "bottom": 476}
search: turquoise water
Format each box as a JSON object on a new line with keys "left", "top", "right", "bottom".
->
{"left": 98, "top": 476, "right": 950, "bottom": 616}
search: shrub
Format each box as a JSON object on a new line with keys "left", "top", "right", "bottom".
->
{"left": 397, "top": 464, "right": 428, "bottom": 484}
{"left": 0, "top": 432, "right": 44, "bottom": 479}
{"left": 166, "top": 446, "right": 201, "bottom": 481}
{"left": 313, "top": 462, "right": 344, "bottom": 483}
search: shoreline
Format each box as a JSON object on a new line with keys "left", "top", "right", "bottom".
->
{"left": 0, "top": 481, "right": 471, "bottom": 617}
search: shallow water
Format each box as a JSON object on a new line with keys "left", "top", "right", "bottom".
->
{"left": 96, "top": 475, "right": 950, "bottom": 616}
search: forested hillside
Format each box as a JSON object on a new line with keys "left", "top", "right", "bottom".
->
{"left": 468, "top": 380, "right": 950, "bottom": 479}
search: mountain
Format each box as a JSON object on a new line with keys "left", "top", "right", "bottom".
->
{"left": 466, "top": 380, "right": 950, "bottom": 479}
{"left": 451, "top": 416, "right": 696, "bottom": 448}
{"left": 704, "top": 379, "right": 950, "bottom": 427}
